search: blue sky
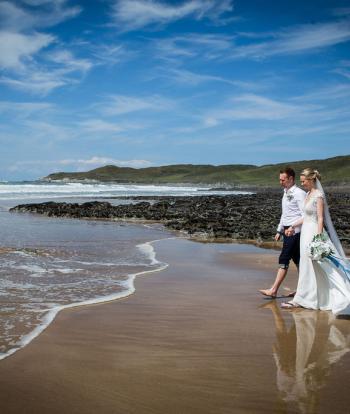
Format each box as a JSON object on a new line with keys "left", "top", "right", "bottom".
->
{"left": 0, "top": 0, "right": 350, "bottom": 180}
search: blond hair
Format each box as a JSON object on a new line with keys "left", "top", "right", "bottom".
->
{"left": 300, "top": 168, "right": 321, "bottom": 181}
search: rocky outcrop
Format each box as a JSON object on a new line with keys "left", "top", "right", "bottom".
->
{"left": 10, "top": 193, "right": 350, "bottom": 248}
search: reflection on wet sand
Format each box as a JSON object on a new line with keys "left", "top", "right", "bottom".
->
{"left": 262, "top": 301, "right": 350, "bottom": 413}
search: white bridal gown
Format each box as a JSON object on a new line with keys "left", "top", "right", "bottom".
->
{"left": 293, "top": 189, "right": 350, "bottom": 315}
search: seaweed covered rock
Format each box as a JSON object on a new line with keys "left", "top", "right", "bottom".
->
{"left": 10, "top": 192, "right": 350, "bottom": 248}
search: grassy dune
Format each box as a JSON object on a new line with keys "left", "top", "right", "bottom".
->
{"left": 44, "top": 155, "right": 350, "bottom": 187}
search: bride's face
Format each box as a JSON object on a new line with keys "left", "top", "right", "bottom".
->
{"left": 300, "top": 175, "right": 313, "bottom": 191}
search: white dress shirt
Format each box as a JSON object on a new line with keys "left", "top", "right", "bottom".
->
{"left": 277, "top": 185, "right": 306, "bottom": 234}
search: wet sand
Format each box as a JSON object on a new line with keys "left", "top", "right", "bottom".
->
{"left": 1, "top": 238, "right": 350, "bottom": 413}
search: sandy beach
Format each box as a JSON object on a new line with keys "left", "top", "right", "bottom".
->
{"left": 1, "top": 238, "right": 350, "bottom": 414}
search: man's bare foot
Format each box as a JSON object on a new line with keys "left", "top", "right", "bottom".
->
{"left": 259, "top": 289, "right": 277, "bottom": 298}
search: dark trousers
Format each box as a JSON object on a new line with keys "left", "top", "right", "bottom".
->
{"left": 278, "top": 227, "right": 301, "bottom": 269}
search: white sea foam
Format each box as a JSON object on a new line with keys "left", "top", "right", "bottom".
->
{"left": 12, "top": 264, "right": 47, "bottom": 274}
{"left": 5, "top": 263, "right": 83, "bottom": 277}
{"left": 137, "top": 241, "right": 160, "bottom": 265}
{"left": 50, "top": 268, "right": 84, "bottom": 274}
{"left": 13, "top": 250, "right": 36, "bottom": 257}
{"left": 0, "top": 279, "right": 38, "bottom": 289}
{"left": 54, "top": 258, "right": 148, "bottom": 267}
{"left": 0, "top": 238, "right": 173, "bottom": 362}
{"left": 0, "top": 181, "right": 250, "bottom": 200}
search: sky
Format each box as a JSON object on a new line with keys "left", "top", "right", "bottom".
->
{"left": 0, "top": 0, "right": 350, "bottom": 180}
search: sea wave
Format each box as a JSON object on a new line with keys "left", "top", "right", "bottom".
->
{"left": 0, "top": 238, "right": 171, "bottom": 362}
{"left": 0, "top": 181, "right": 249, "bottom": 199}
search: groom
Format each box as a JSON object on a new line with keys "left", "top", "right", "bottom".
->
{"left": 259, "top": 167, "right": 306, "bottom": 298}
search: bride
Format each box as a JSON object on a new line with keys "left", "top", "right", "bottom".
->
{"left": 281, "top": 168, "right": 350, "bottom": 315}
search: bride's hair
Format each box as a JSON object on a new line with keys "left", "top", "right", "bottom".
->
{"left": 301, "top": 168, "right": 321, "bottom": 181}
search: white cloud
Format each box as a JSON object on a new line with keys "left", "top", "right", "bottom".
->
{"left": 160, "top": 67, "right": 251, "bottom": 87}
{"left": 0, "top": 101, "right": 53, "bottom": 115}
{"left": 153, "top": 19, "right": 350, "bottom": 62}
{"left": 63, "top": 157, "right": 153, "bottom": 169}
{"left": 202, "top": 94, "right": 318, "bottom": 127}
{"left": 291, "top": 83, "right": 350, "bottom": 103}
{"left": 0, "top": 2, "right": 88, "bottom": 95}
{"left": 333, "top": 68, "right": 350, "bottom": 80}
{"left": 21, "top": 0, "right": 66, "bottom": 5}
{"left": 0, "top": 73, "right": 66, "bottom": 95}
{"left": 110, "top": 0, "right": 234, "bottom": 31}
{"left": 79, "top": 119, "right": 124, "bottom": 133}
{"left": 332, "top": 60, "right": 350, "bottom": 81}
{"left": 231, "top": 94, "right": 300, "bottom": 120}
{"left": 0, "top": 45, "right": 94, "bottom": 95}
{"left": 0, "top": 2, "right": 30, "bottom": 30}
{"left": 101, "top": 94, "right": 174, "bottom": 116}
{"left": 230, "top": 20, "right": 350, "bottom": 59}
{"left": 9, "top": 157, "right": 153, "bottom": 173}
{"left": 48, "top": 49, "right": 93, "bottom": 73}
{"left": 170, "top": 68, "right": 228, "bottom": 85}
{"left": 225, "top": 94, "right": 303, "bottom": 120}
{"left": 0, "top": 31, "right": 54, "bottom": 70}
{"left": 195, "top": 85, "right": 350, "bottom": 148}
{"left": 154, "top": 33, "right": 233, "bottom": 61}
{"left": 203, "top": 117, "right": 219, "bottom": 127}
{"left": 22, "top": 120, "right": 75, "bottom": 142}
{"left": 0, "top": 0, "right": 82, "bottom": 31}
{"left": 92, "top": 44, "right": 131, "bottom": 66}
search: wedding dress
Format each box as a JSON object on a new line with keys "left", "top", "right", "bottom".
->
{"left": 293, "top": 185, "right": 350, "bottom": 315}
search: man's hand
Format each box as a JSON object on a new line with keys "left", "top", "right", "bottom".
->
{"left": 284, "top": 227, "right": 295, "bottom": 237}
{"left": 274, "top": 233, "right": 281, "bottom": 241}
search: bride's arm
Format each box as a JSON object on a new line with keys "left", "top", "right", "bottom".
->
{"left": 285, "top": 216, "right": 304, "bottom": 236}
{"left": 316, "top": 197, "right": 324, "bottom": 234}
{"left": 291, "top": 217, "right": 303, "bottom": 228}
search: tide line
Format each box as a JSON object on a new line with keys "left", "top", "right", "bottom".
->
{"left": 0, "top": 237, "right": 178, "bottom": 362}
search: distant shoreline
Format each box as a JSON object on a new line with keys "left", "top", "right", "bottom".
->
{"left": 15, "top": 178, "right": 350, "bottom": 193}
{"left": 41, "top": 154, "right": 350, "bottom": 187}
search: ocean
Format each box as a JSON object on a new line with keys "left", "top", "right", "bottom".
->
{"left": 0, "top": 181, "right": 249, "bottom": 360}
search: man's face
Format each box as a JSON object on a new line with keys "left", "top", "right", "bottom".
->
{"left": 279, "top": 173, "right": 294, "bottom": 189}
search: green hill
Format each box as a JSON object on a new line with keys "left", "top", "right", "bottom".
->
{"left": 43, "top": 155, "right": 350, "bottom": 187}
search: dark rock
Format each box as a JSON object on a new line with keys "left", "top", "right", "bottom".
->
{"left": 9, "top": 192, "right": 350, "bottom": 249}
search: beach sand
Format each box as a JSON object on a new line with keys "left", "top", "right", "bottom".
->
{"left": 1, "top": 238, "right": 350, "bottom": 413}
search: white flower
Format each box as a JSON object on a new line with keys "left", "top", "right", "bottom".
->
{"left": 308, "top": 234, "right": 334, "bottom": 261}
{"left": 286, "top": 191, "right": 294, "bottom": 201}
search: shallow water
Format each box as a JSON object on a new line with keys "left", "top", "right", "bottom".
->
{"left": 0, "top": 181, "right": 253, "bottom": 359}
{"left": 0, "top": 193, "right": 173, "bottom": 359}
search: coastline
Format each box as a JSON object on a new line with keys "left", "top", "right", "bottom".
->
{"left": 3, "top": 179, "right": 350, "bottom": 255}
{"left": 1, "top": 238, "right": 350, "bottom": 413}
{"left": 11, "top": 191, "right": 350, "bottom": 251}
{"left": 0, "top": 238, "right": 170, "bottom": 362}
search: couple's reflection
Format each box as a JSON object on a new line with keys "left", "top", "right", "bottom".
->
{"left": 262, "top": 301, "right": 350, "bottom": 413}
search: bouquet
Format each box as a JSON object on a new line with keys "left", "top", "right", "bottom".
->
{"left": 308, "top": 233, "right": 350, "bottom": 281}
{"left": 308, "top": 233, "right": 334, "bottom": 261}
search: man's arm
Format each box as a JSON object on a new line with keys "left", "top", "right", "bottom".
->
{"left": 276, "top": 213, "right": 284, "bottom": 241}
{"left": 275, "top": 195, "right": 285, "bottom": 240}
